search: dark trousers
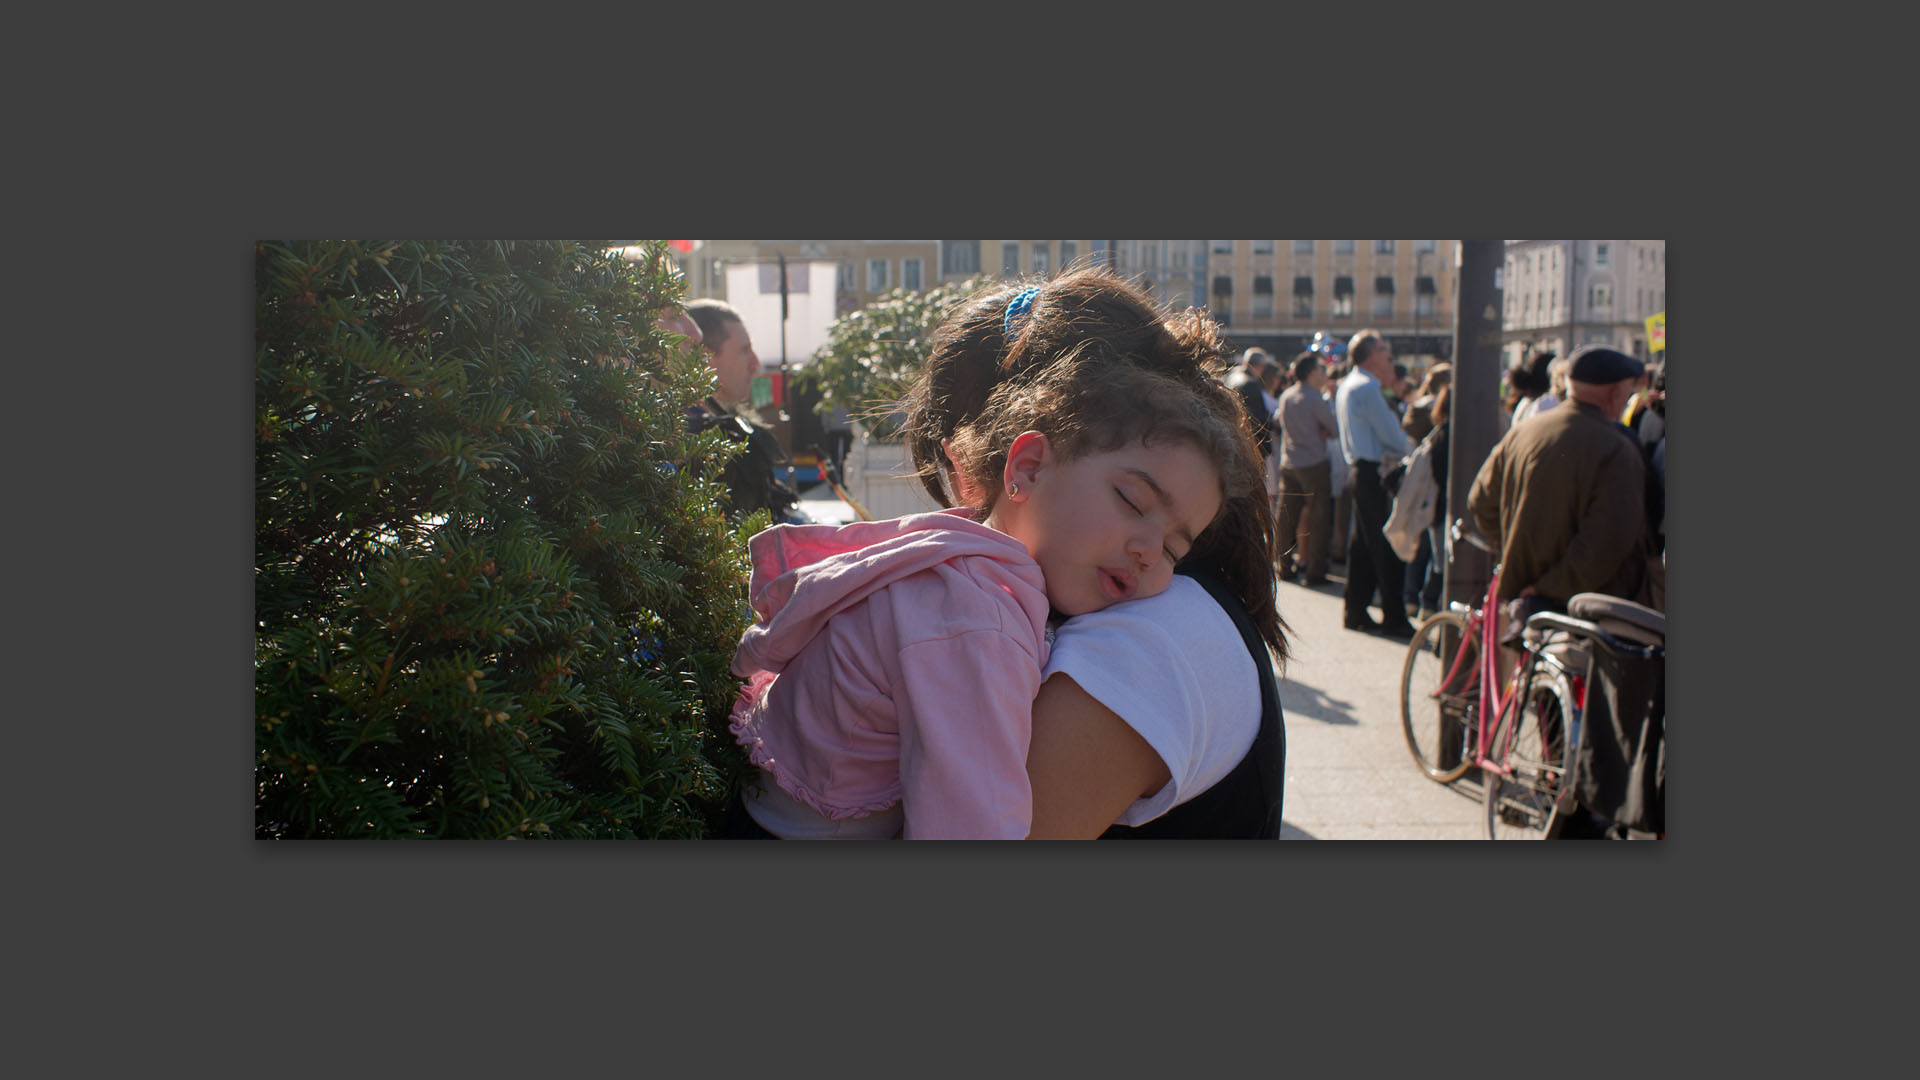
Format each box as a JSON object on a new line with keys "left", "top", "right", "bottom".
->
{"left": 1330, "top": 482, "right": 1353, "bottom": 560}
{"left": 1277, "top": 461, "right": 1333, "bottom": 579}
{"left": 1344, "top": 460, "right": 1410, "bottom": 625}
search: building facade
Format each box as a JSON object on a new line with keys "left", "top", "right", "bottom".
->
{"left": 1501, "top": 239, "right": 1666, "bottom": 371}
{"left": 945, "top": 240, "right": 1463, "bottom": 373}
{"left": 683, "top": 240, "right": 1467, "bottom": 375}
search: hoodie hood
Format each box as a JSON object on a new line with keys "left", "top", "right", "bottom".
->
{"left": 732, "top": 507, "right": 1048, "bottom": 679}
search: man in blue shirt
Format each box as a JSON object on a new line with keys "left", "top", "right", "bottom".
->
{"left": 1334, "top": 329, "right": 1416, "bottom": 639}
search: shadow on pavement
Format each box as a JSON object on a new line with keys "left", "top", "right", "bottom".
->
{"left": 1278, "top": 821, "right": 1317, "bottom": 840}
{"left": 1278, "top": 679, "right": 1359, "bottom": 726}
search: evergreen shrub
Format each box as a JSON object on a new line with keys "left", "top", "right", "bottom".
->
{"left": 796, "top": 276, "right": 989, "bottom": 441}
{"left": 255, "top": 240, "right": 756, "bottom": 838}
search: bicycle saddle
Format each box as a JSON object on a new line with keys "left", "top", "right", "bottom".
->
{"left": 1566, "top": 593, "right": 1665, "bottom": 647}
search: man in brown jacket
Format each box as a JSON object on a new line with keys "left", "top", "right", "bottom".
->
{"left": 1468, "top": 346, "right": 1664, "bottom": 616}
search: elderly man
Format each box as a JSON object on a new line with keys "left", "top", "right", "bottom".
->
{"left": 1225, "top": 348, "right": 1280, "bottom": 459}
{"left": 1334, "top": 329, "right": 1416, "bottom": 639}
{"left": 1467, "top": 345, "right": 1664, "bottom": 615}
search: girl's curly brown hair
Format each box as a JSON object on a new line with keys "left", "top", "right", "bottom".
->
{"left": 898, "top": 263, "right": 1285, "bottom": 658}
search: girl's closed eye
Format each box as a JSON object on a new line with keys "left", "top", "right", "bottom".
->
{"left": 1118, "top": 486, "right": 1180, "bottom": 564}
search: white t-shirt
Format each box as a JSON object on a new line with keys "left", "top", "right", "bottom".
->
{"left": 1040, "top": 575, "right": 1261, "bottom": 825}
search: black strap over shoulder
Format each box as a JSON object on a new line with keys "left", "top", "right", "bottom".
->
{"left": 1099, "top": 566, "right": 1285, "bottom": 839}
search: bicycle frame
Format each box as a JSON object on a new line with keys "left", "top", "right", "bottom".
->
{"left": 1430, "top": 543, "right": 1583, "bottom": 782}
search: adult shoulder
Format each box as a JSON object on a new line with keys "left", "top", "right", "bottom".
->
{"left": 1043, "top": 576, "right": 1260, "bottom": 822}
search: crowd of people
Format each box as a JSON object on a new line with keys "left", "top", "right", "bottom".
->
{"left": 1232, "top": 333, "right": 1666, "bottom": 644}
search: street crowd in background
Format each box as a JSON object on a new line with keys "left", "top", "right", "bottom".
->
{"left": 1227, "top": 331, "right": 1666, "bottom": 641}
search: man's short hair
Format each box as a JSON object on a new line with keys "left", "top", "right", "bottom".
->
{"left": 1349, "top": 329, "right": 1386, "bottom": 365}
{"left": 1509, "top": 350, "right": 1554, "bottom": 394}
{"left": 685, "top": 299, "right": 744, "bottom": 350}
{"left": 1243, "top": 347, "right": 1274, "bottom": 371}
{"left": 1290, "top": 351, "right": 1319, "bottom": 382}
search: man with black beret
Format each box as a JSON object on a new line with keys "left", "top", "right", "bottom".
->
{"left": 1467, "top": 345, "right": 1665, "bottom": 618}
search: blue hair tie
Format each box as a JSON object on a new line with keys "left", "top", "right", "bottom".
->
{"left": 1004, "top": 287, "right": 1039, "bottom": 337}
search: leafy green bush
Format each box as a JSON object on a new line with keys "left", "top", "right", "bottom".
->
{"left": 255, "top": 240, "right": 757, "bottom": 838}
{"left": 795, "top": 276, "right": 990, "bottom": 441}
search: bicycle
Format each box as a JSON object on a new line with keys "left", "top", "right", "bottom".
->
{"left": 1398, "top": 519, "right": 1665, "bottom": 838}
{"left": 1396, "top": 520, "right": 1578, "bottom": 839}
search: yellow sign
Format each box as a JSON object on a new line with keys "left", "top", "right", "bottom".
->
{"left": 1645, "top": 312, "right": 1665, "bottom": 352}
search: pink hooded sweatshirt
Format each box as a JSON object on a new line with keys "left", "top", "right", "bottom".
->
{"left": 729, "top": 508, "right": 1052, "bottom": 839}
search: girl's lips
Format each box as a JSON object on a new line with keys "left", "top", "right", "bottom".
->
{"left": 1101, "top": 568, "right": 1135, "bottom": 603}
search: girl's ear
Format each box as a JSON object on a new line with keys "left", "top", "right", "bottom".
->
{"left": 1002, "top": 430, "right": 1051, "bottom": 502}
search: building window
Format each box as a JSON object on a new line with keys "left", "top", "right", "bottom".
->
{"left": 1549, "top": 288, "right": 1556, "bottom": 312}
{"left": 838, "top": 260, "right": 855, "bottom": 292}
{"left": 1414, "top": 276, "right": 1435, "bottom": 316}
{"left": 1293, "top": 275, "right": 1313, "bottom": 318}
{"left": 1596, "top": 243, "right": 1610, "bottom": 268}
{"left": 1212, "top": 239, "right": 1233, "bottom": 254}
{"left": 902, "top": 258, "right": 922, "bottom": 292}
{"left": 1172, "top": 244, "right": 1188, "bottom": 269}
{"left": 867, "top": 259, "right": 889, "bottom": 292}
{"left": 1253, "top": 276, "right": 1274, "bottom": 318}
{"left": 1032, "top": 242, "right": 1050, "bottom": 276}
{"left": 1211, "top": 275, "right": 1233, "bottom": 323}
{"left": 1254, "top": 239, "right": 1274, "bottom": 254}
{"left": 942, "top": 241, "right": 979, "bottom": 276}
{"left": 1335, "top": 240, "right": 1354, "bottom": 254}
{"left": 1590, "top": 283, "right": 1612, "bottom": 308}
{"left": 1143, "top": 241, "right": 1158, "bottom": 268}
{"left": 1375, "top": 239, "right": 1395, "bottom": 254}
{"left": 1332, "top": 276, "right": 1354, "bottom": 318}
{"left": 1294, "top": 239, "right": 1315, "bottom": 255}
{"left": 1002, "top": 243, "right": 1019, "bottom": 276}
{"left": 1060, "top": 239, "right": 1076, "bottom": 267}
{"left": 1372, "top": 274, "right": 1394, "bottom": 318}
{"left": 1415, "top": 239, "right": 1436, "bottom": 253}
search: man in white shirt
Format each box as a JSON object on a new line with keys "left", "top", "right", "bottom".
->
{"left": 1334, "top": 329, "right": 1416, "bottom": 639}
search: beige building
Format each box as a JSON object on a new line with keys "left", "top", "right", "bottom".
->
{"left": 1157, "top": 240, "right": 1460, "bottom": 372}
{"left": 940, "top": 240, "right": 1462, "bottom": 372}
{"left": 681, "top": 239, "right": 1465, "bottom": 373}
{"left": 1501, "top": 240, "right": 1666, "bottom": 370}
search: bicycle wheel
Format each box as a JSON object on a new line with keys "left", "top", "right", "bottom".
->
{"left": 1485, "top": 669, "right": 1575, "bottom": 839}
{"left": 1400, "top": 611, "right": 1477, "bottom": 783}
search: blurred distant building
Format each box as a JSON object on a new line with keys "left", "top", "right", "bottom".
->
{"left": 683, "top": 239, "right": 1473, "bottom": 375}
{"left": 1500, "top": 240, "right": 1666, "bottom": 369}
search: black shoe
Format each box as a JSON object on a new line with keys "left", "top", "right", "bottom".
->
{"left": 1378, "top": 619, "right": 1417, "bottom": 641}
{"left": 1344, "top": 613, "right": 1382, "bottom": 632}
{"left": 1303, "top": 575, "right": 1329, "bottom": 587}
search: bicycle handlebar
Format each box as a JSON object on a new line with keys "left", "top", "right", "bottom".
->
{"left": 1448, "top": 517, "right": 1495, "bottom": 554}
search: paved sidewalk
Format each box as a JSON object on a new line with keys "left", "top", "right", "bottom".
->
{"left": 1273, "top": 572, "right": 1491, "bottom": 840}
